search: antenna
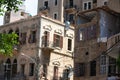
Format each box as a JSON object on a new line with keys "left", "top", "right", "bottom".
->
{"left": 65, "top": 21, "right": 70, "bottom": 31}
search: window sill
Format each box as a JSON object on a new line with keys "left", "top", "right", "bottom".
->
{"left": 54, "top": 47, "right": 61, "bottom": 50}
{"left": 67, "top": 50, "right": 73, "bottom": 54}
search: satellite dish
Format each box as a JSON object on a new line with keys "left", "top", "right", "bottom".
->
{"left": 65, "top": 21, "right": 70, "bottom": 30}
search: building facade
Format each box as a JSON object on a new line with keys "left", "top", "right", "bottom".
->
{"left": 74, "top": 3, "right": 120, "bottom": 80}
{"left": 0, "top": 15, "right": 74, "bottom": 80}
{"left": 37, "top": 0, "right": 108, "bottom": 25}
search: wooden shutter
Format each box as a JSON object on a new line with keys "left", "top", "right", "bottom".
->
{"left": 60, "top": 36, "right": 63, "bottom": 48}
{"left": 53, "top": 34, "right": 56, "bottom": 46}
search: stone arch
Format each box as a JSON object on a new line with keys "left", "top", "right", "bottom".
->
{"left": 8, "top": 29, "right": 13, "bottom": 34}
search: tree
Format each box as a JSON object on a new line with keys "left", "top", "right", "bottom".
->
{"left": 0, "top": 32, "right": 19, "bottom": 56}
{"left": 0, "top": 0, "right": 22, "bottom": 15}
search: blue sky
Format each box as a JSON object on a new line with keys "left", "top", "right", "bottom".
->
{"left": 0, "top": 0, "right": 38, "bottom": 25}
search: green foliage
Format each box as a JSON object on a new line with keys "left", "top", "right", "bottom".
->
{"left": 0, "top": 32, "right": 19, "bottom": 56}
{"left": 0, "top": 0, "right": 22, "bottom": 15}
{"left": 117, "top": 54, "right": 120, "bottom": 69}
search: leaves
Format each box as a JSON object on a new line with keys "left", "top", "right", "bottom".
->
{"left": 0, "top": 32, "right": 19, "bottom": 56}
{"left": 0, "top": 0, "right": 22, "bottom": 15}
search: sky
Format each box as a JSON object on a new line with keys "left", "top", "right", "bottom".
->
{"left": 0, "top": 0, "right": 38, "bottom": 25}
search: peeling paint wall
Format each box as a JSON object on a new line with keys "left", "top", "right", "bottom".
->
{"left": 99, "top": 10, "right": 120, "bottom": 38}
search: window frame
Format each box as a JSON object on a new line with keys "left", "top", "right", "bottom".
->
{"left": 53, "top": 34, "right": 63, "bottom": 48}
{"left": 100, "top": 55, "right": 107, "bottom": 74}
{"left": 29, "top": 63, "right": 34, "bottom": 76}
{"left": 55, "top": 0, "right": 58, "bottom": 6}
{"left": 53, "top": 12, "right": 58, "bottom": 19}
{"left": 83, "top": 1, "right": 92, "bottom": 10}
{"left": 68, "top": 38, "right": 72, "bottom": 51}
{"left": 90, "top": 60, "right": 96, "bottom": 76}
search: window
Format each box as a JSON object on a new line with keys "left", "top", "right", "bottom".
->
{"left": 93, "top": 0, "right": 97, "bottom": 3}
{"left": 78, "top": 29, "right": 84, "bottom": 41}
{"left": 54, "top": 34, "right": 63, "bottom": 48}
{"left": 29, "top": 31, "right": 36, "bottom": 43}
{"left": 29, "top": 63, "right": 34, "bottom": 76}
{"left": 54, "top": 13, "right": 58, "bottom": 19}
{"left": 69, "top": 0, "right": 73, "bottom": 7}
{"left": 100, "top": 55, "right": 106, "bottom": 74}
{"left": 43, "top": 64, "right": 47, "bottom": 77}
{"left": 12, "top": 59, "right": 17, "bottom": 77}
{"left": 69, "top": 14, "right": 74, "bottom": 23}
{"left": 44, "top": 1, "right": 48, "bottom": 8}
{"left": 88, "top": 2, "right": 92, "bottom": 9}
{"left": 63, "top": 69, "right": 70, "bottom": 79}
{"left": 74, "top": 63, "right": 85, "bottom": 77}
{"left": 42, "top": 31, "right": 50, "bottom": 47}
{"left": 90, "top": 61, "right": 96, "bottom": 76}
{"left": 84, "top": 3, "right": 87, "bottom": 10}
{"left": 104, "top": 1, "right": 107, "bottom": 5}
{"left": 68, "top": 39, "right": 72, "bottom": 51}
{"left": 53, "top": 66, "right": 58, "bottom": 80}
{"left": 83, "top": 2, "right": 92, "bottom": 10}
{"left": 55, "top": 0, "right": 57, "bottom": 6}
{"left": 108, "top": 57, "right": 116, "bottom": 75}
{"left": 80, "top": 32, "right": 83, "bottom": 41}
{"left": 20, "top": 32, "right": 27, "bottom": 45}
{"left": 21, "top": 64, "right": 25, "bottom": 76}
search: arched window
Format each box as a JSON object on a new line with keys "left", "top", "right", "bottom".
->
{"left": 5, "top": 58, "right": 11, "bottom": 80}
{"left": 12, "top": 59, "right": 17, "bottom": 77}
{"left": 15, "top": 28, "right": 19, "bottom": 41}
{"left": 8, "top": 29, "right": 13, "bottom": 34}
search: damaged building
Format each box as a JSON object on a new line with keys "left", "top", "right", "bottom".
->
{"left": 74, "top": 2, "right": 120, "bottom": 80}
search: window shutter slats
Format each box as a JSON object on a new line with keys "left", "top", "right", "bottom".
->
{"left": 60, "top": 36, "right": 63, "bottom": 48}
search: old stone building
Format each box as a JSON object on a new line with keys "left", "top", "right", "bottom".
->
{"left": 37, "top": 0, "right": 108, "bottom": 25}
{"left": 0, "top": 15, "right": 74, "bottom": 80}
{"left": 74, "top": 2, "right": 120, "bottom": 80}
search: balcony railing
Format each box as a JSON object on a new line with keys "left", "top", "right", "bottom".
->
{"left": 107, "top": 33, "right": 120, "bottom": 49}
{"left": 41, "top": 41, "right": 54, "bottom": 50}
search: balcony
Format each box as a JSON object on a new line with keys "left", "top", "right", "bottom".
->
{"left": 41, "top": 41, "right": 54, "bottom": 51}
{"left": 65, "top": 5, "right": 77, "bottom": 13}
{"left": 107, "top": 33, "right": 120, "bottom": 58}
{"left": 39, "top": 6, "right": 50, "bottom": 14}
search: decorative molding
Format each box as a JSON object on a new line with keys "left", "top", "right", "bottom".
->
{"left": 43, "top": 25, "right": 52, "bottom": 31}
{"left": 52, "top": 61, "right": 60, "bottom": 66}
{"left": 66, "top": 33, "right": 74, "bottom": 39}
{"left": 54, "top": 29, "right": 62, "bottom": 35}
